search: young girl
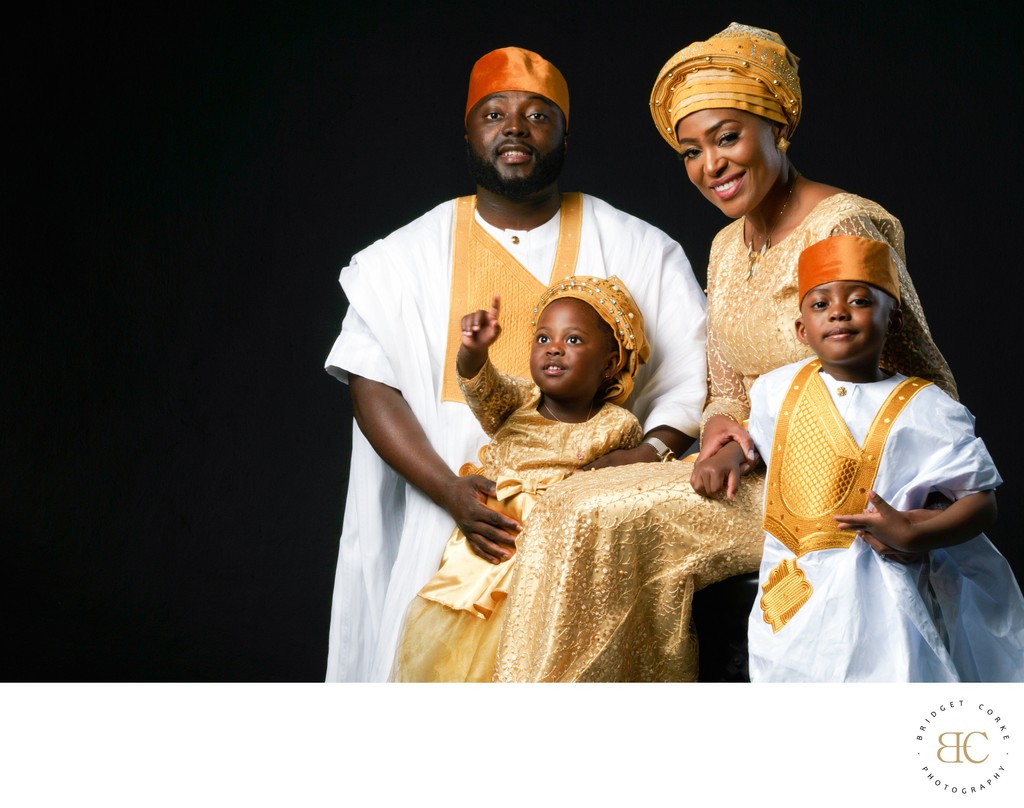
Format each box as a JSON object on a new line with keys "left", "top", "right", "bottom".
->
{"left": 694, "top": 234, "right": 1024, "bottom": 681}
{"left": 391, "top": 276, "right": 649, "bottom": 681}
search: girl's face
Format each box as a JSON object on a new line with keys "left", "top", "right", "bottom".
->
{"left": 530, "top": 298, "right": 618, "bottom": 407}
{"left": 674, "top": 107, "right": 784, "bottom": 220}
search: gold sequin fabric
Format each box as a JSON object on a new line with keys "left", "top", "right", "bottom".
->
{"left": 492, "top": 193, "right": 957, "bottom": 682}
{"left": 494, "top": 458, "right": 766, "bottom": 682}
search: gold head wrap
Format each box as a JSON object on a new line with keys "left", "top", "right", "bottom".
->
{"left": 649, "top": 22, "right": 801, "bottom": 153}
{"left": 531, "top": 276, "right": 649, "bottom": 405}
{"left": 798, "top": 235, "right": 901, "bottom": 305}
{"left": 465, "top": 46, "right": 570, "bottom": 126}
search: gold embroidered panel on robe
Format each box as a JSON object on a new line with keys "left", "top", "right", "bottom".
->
{"left": 760, "top": 360, "right": 931, "bottom": 630}
{"left": 441, "top": 193, "right": 582, "bottom": 402}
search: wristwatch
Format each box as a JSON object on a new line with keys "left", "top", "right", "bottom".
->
{"left": 643, "top": 436, "right": 675, "bottom": 462}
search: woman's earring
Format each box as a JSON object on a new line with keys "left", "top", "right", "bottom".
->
{"left": 776, "top": 136, "right": 790, "bottom": 153}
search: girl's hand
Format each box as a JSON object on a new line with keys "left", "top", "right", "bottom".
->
{"left": 461, "top": 295, "right": 501, "bottom": 350}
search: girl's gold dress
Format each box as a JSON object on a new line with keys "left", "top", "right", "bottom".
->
{"left": 493, "top": 194, "right": 957, "bottom": 681}
{"left": 391, "top": 361, "right": 642, "bottom": 681}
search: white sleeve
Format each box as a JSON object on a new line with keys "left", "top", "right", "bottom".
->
{"left": 633, "top": 238, "right": 708, "bottom": 438}
{"left": 324, "top": 304, "right": 398, "bottom": 388}
{"left": 747, "top": 375, "right": 774, "bottom": 467}
{"left": 881, "top": 389, "right": 1002, "bottom": 509}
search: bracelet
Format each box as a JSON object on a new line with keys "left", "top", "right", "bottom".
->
{"left": 643, "top": 436, "right": 675, "bottom": 463}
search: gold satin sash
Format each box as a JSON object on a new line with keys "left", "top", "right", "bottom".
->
{"left": 441, "top": 193, "right": 583, "bottom": 403}
{"left": 417, "top": 469, "right": 567, "bottom": 619}
{"left": 760, "top": 360, "right": 931, "bottom": 631}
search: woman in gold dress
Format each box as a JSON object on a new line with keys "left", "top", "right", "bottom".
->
{"left": 492, "top": 22, "right": 957, "bottom": 682}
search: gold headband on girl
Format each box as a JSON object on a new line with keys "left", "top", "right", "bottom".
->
{"left": 532, "top": 276, "right": 649, "bottom": 405}
{"left": 649, "top": 22, "right": 802, "bottom": 153}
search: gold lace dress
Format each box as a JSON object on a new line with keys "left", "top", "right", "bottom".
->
{"left": 390, "top": 361, "right": 642, "bottom": 682}
{"left": 492, "top": 193, "right": 957, "bottom": 682}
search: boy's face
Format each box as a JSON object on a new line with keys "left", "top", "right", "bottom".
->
{"left": 796, "top": 281, "right": 903, "bottom": 382}
{"left": 530, "top": 298, "right": 618, "bottom": 404}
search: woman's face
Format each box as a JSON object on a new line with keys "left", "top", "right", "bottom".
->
{"left": 674, "top": 108, "right": 784, "bottom": 219}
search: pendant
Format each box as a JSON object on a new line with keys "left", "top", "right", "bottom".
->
{"left": 746, "top": 240, "right": 768, "bottom": 279}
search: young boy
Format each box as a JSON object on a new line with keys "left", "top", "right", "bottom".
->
{"left": 693, "top": 234, "right": 1024, "bottom": 681}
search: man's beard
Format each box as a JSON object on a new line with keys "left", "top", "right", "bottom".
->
{"left": 466, "top": 142, "right": 565, "bottom": 201}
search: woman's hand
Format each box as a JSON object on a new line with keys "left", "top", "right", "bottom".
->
{"left": 698, "top": 415, "right": 758, "bottom": 471}
{"left": 691, "top": 442, "right": 747, "bottom": 499}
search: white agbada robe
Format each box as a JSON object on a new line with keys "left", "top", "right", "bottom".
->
{"left": 324, "top": 195, "right": 708, "bottom": 681}
{"left": 747, "top": 359, "right": 1024, "bottom": 682}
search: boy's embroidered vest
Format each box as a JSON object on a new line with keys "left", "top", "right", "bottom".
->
{"left": 441, "top": 193, "right": 583, "bottom": 403}
{"left": 760, "top": 360, "right": 932, "bottom": 631}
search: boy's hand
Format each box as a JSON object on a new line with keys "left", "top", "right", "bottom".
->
{"left": 461, "top": 295, "right": 502, "bottom": 350}
{"left": 835, "top": 491, "right": 924, "bottom": 563}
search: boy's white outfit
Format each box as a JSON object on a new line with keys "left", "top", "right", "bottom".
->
{"left": 747, "top": 358, "right": 1024, "bottom": 682}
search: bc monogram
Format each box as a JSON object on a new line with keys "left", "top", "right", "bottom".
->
{"left": 935, "top": 731, "right": 989, "bottom": 764}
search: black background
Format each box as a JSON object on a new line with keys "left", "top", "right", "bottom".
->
{"left": 7, "top": 0, "right": 1020, "bottom": 682}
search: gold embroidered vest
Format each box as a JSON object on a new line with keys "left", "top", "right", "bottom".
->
{"left": 441, "top": 193, "right": 583, "bottom": 403}
{"left": 759, "top": 360, "right": 932, "bottom": 631}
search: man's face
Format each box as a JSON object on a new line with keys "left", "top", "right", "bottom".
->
{"left": 465, "top": 90, "right": 566, "bottom": 200}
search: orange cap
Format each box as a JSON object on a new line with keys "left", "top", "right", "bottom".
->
{"left": 465, "top": 47, "right": 569, "bottom": 126}
{"left": 798, "top": 235, "right": 900, "bottom": 305}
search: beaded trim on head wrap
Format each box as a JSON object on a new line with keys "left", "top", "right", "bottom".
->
{"left": 531, "top": 275, "right": 649, "bottom": 405}
{"left": 649, "top": 22, "right": 801, "bottom": 153}
{"left": 465, "top": 46, "right": 570, "bottom": 127}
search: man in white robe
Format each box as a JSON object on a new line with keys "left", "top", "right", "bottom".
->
{"left": 324, "top": 46, "right": 708, "bottom": 682}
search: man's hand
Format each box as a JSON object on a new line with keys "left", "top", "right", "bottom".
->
{"left": 577, "top": 444, "right": 652, "bottom": 471}
{"left": 440, "top": 474, "right": 520, "bottom": 564}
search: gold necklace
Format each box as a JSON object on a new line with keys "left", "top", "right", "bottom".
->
{"left": 746, "top": 170, "right": 798, "bottom": 279}
{"left": 543, "top": 401, "right": 594, "bottom": 461}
